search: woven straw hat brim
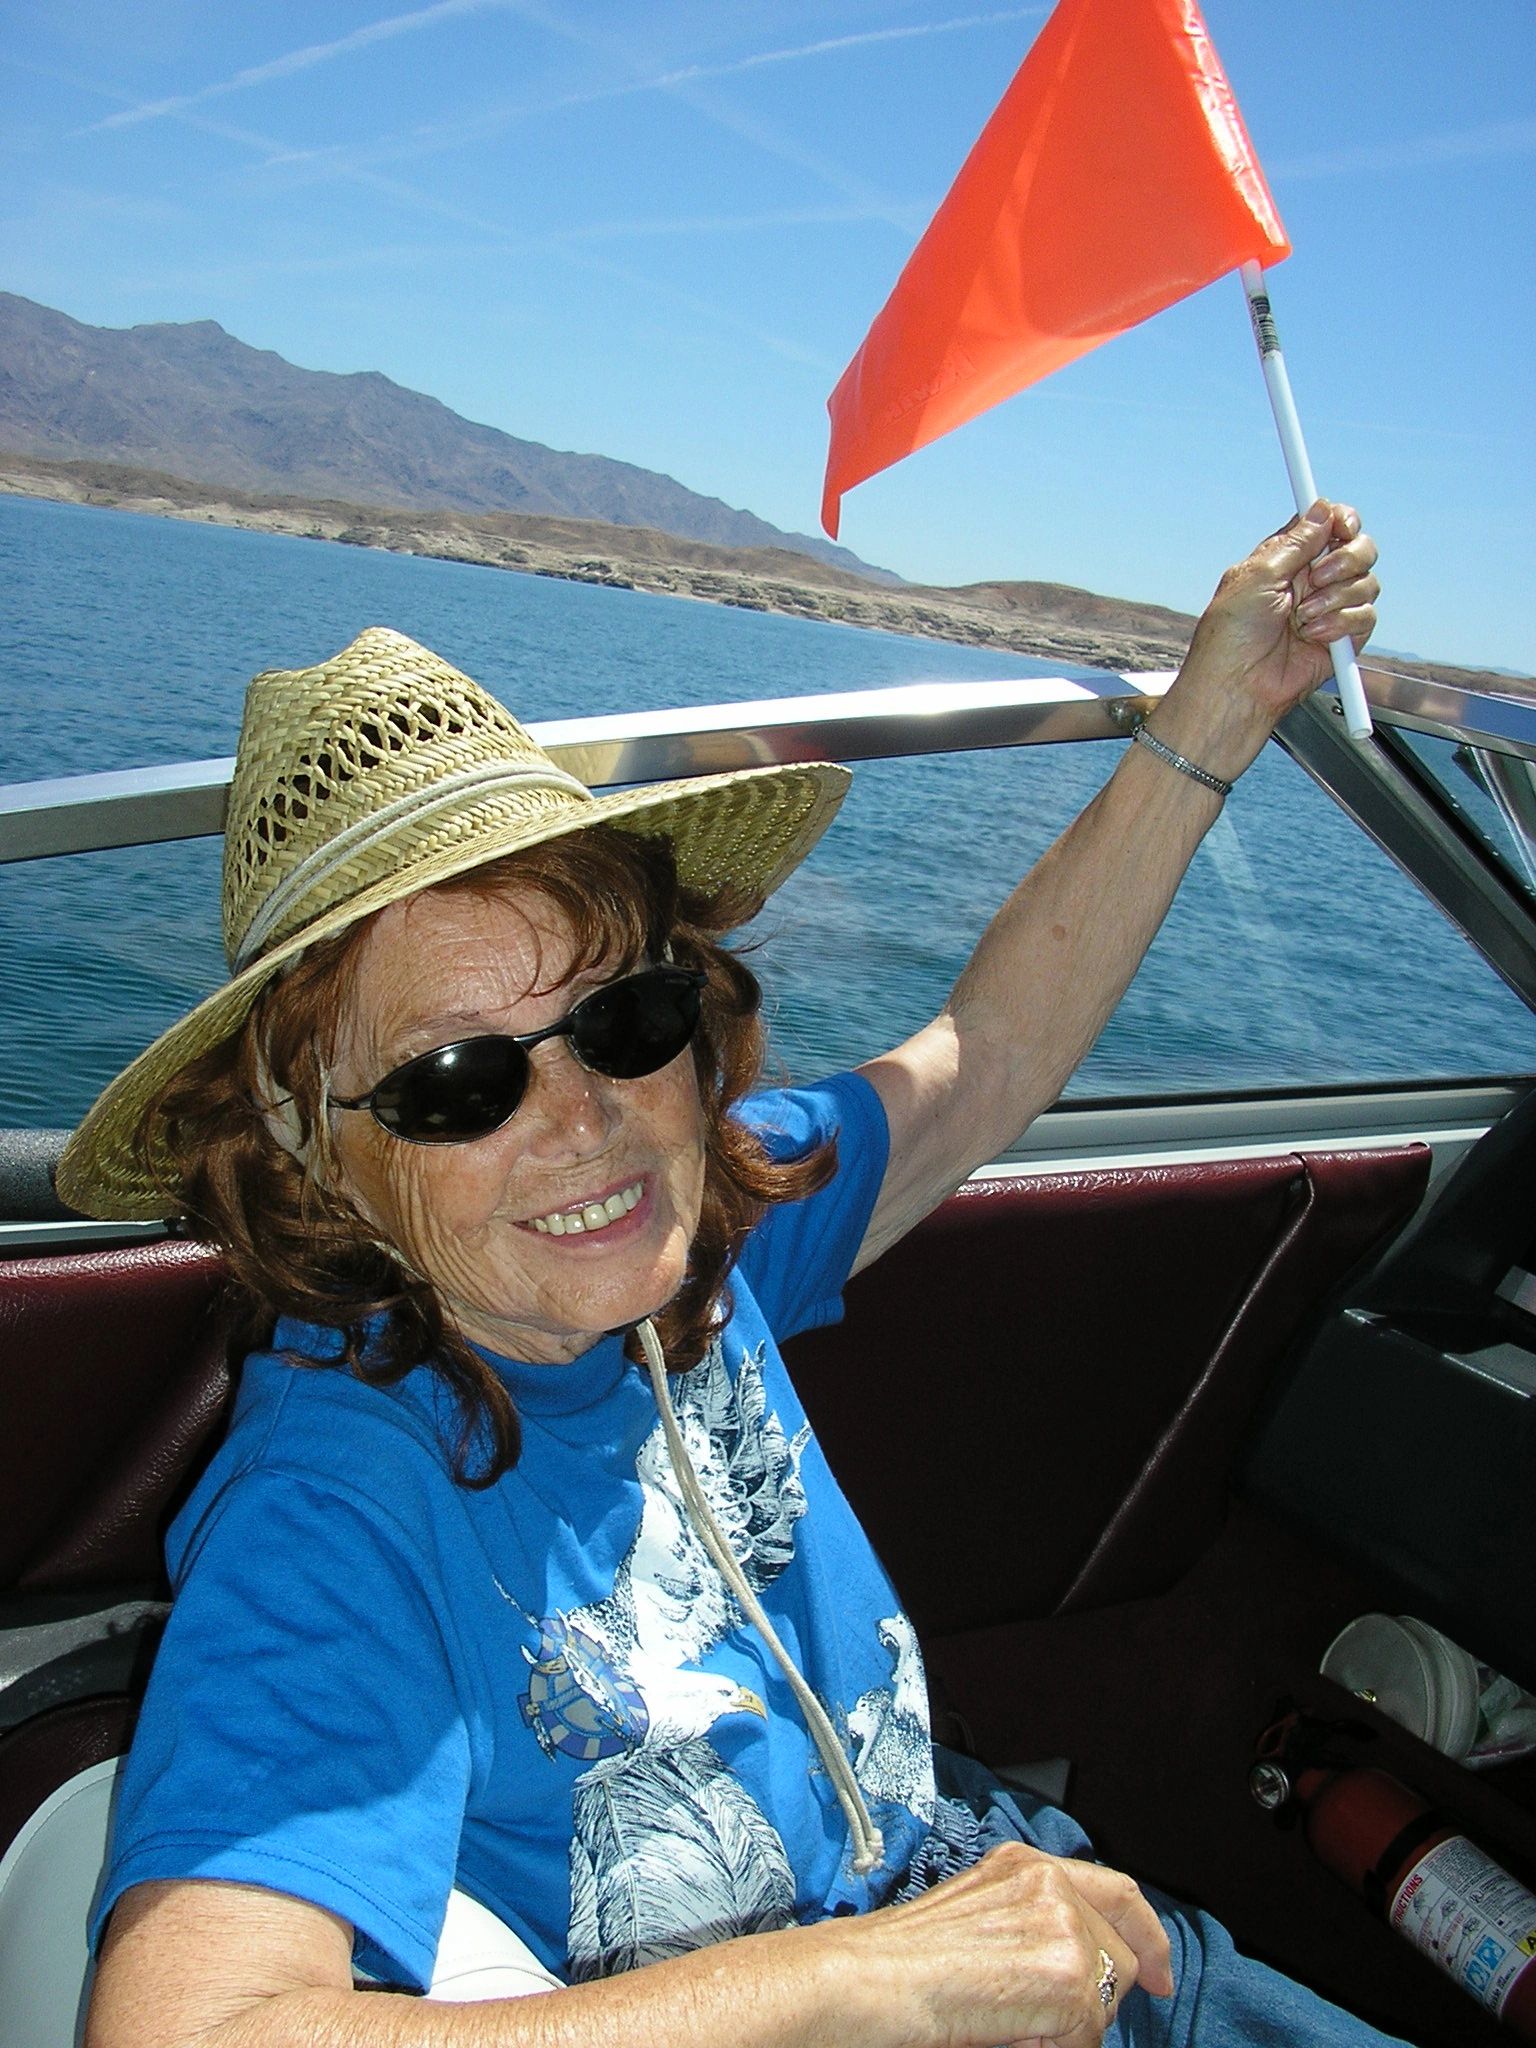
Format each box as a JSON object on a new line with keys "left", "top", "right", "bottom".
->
{"left": 55, "top": 758, "right": 849, "bottom": 1221}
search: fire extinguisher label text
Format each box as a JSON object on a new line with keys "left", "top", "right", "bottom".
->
{"left": 1390, "top": 1833, "right": 1536, "bottom": 2018}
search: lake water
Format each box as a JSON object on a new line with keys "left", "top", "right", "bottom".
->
{"left": 2, "top": 491, "right": 1533, "bottom": 1131}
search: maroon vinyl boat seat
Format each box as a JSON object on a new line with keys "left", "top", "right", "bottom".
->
{"left": 0, "top": 1696, "right": 135, "bottom": 1868}
{"left": 0, "top": 1147, "right": 1428, "bottom": 1619}
{"left": 1, "top": 1239, "right": 236, "bottom": 1599}
{"left": 783, "top": 1144, "right": 1430, "bottom": 1636}
{"left": 0, "top": 1239, "right": 236, "bottom": 1878}
{"left": 0, "top": 1143, "right": 1428, "bottom": 1868}
{"left": 0, "top": 1146, "right": 1458, "bottom": 2039}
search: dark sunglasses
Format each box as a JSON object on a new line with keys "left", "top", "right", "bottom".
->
{"left": 331, "top": 965, "right": 707, "bottom": 1144}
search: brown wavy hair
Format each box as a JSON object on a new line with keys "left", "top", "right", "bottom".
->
{"left": 144, "top": 825, "right": 835, "bottom": 1485}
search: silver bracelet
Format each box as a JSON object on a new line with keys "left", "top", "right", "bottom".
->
{"left": 1128, "top": 718, "right": 1233, "bottom": 799}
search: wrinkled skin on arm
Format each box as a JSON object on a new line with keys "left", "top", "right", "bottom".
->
{"left": 90, "top": 1842, "right": 1171, "bottom": 2048}
{"left": 855, "top": 502, "right": 1379, "bottom": 1270}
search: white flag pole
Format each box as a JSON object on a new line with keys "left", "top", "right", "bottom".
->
{"left": 1239, "top": 261, "right": 1373, "bottom": 743}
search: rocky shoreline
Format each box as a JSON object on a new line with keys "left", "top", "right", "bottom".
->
{"left": 3, "top": 449, "right": 1523, "bottom": 695}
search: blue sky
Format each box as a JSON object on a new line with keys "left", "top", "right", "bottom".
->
{"left": 5, "top": 0, "right": 1533, "bottom": 671}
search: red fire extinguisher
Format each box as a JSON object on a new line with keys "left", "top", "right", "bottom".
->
{"left": 1252, "top": 1721, "right": 1536, "bottom": 2039}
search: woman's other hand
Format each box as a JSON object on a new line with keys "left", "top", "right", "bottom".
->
{"left": 815, "top": 1840, "right": 1174, "bottom": 2048}
{"left": 1152, "top": 499, "right": 1379, "bottom": 786}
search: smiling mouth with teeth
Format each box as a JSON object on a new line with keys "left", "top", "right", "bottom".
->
{"left": 528, "top": 1181, "right": 644, "bottom": 1237}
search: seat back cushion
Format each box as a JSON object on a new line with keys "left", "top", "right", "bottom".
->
{"left": 784, "top": 1145, "right": 1427, "bottom": 1634}
{"left": 0, "top": 1242, "right": 234, "bottom": 1594}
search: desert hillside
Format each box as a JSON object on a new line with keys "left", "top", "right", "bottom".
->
{"left": 3, "top": 450, "right": 1523, "bottom": 697}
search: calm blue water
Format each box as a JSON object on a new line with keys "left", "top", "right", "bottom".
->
{"left": 2, "top": 491, "right": 1533, "bottom": 1129}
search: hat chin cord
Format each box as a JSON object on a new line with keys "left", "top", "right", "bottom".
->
{"left": 634, "top": 1316, "right": 885, "bottom": 1878}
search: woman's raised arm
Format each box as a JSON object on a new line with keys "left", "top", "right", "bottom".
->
{"left": 852, "top": 500, "right": 1379, "bottom": 1273}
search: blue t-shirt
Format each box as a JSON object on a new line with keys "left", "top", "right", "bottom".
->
{"left": 94, "top": 1073, "right": 951, "bottom": 1990}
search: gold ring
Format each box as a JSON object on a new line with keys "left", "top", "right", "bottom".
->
{"left": 1096, "top": 1946, "right": 1118, "bottom": 2010}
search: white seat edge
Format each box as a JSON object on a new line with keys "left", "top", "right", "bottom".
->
{"left": 0, "top": 1757, "right": 563, "bottom": 2044}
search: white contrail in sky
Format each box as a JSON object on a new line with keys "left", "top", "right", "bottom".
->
{"left": 1270, "top": 117, "right": 1536, "bottom": 182}
{"left": 40, "top": 48, "right": 841, "bottom": 370}
{"left": 554, "top": 207, "right": 892, "bottom": 243}
{"left": 650, "top": 8, "right": 1044, "bottom": 90}
{"left": 256, "top": 6, "right": 1042, "bottom": 180}
{"left": 353, "top": 5, "right": 1043, "bottom": 233}
{"left": 89, "top": 0, "right": 508, "bottom": 131}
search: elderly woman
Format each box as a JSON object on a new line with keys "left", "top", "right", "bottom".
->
{"left": 65, "top": 502, "right": 1400, "bottom": 2048}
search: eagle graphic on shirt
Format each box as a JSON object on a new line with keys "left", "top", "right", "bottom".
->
{"left": 514, "top": 1339, "right": 927, "bottom": 1980}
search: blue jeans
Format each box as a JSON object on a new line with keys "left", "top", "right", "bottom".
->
{"left": 935, "top": 1750, "right": 1412, "bottom": 2048}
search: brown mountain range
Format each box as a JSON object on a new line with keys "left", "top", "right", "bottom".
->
{"left": 0, "top": 291, "right": 885, "bottom": 580}
{"left": 1, "top": 294, "right": 1523, "bottom": 691}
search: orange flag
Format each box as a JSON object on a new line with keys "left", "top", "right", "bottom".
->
{"left": 821, "top": 0, "right": 1289, "bottom": 538}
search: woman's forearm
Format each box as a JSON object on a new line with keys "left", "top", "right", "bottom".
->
{"left": 853, "top": 503, "right": 1379, "bottom": 1267}
{"left": 946, "top": 723, "right": 1223, "bottom": 1112}
{"left": 90, "top": 1908, "right": 848, "bottom": 2048}
{"left": 90, "top": 1843, "right": 1171, "bottom": 2048}
{"left": 853, "top": 730, "right": 1225, "bottom": 1268}
{"left": 154, "top": 1937, "right": 847, "bottom": 2048}
{"left": 933, "top": 503, "right": 1362, "bottom": 1142}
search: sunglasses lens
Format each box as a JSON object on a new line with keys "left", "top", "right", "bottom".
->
{"left": 370, "top": 1036, "right": 530, "bottom": 1142}
{"left": 355, "top": 969, "right": 702, "bottom": 1143}
{"left": 571, "top": 969, "right": 703, "bottom": 1079}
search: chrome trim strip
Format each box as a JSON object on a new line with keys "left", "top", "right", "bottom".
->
{"left": 994, "top": 1129, "right": 1494, "bottom": 1181}
{"left": 998, "top": 1078, "right": 1524, "bottom": 1166}
{"left": 533, "top": 672, "right": 1171, "bottom": 789}
{"left": 1277, "top": 696, "right": 1536, "bottom": 1010}
{"left": 3, "top": 1082, "right": 1520, "bottom": 1252}
{"left": 6, "top": 671, "right": 1536, "bottom": 1028}
{"left": 1360, "top": 664, "right": 1536, "bottom": 762}
{"left": 0, "top": 757, "right": 234, "bottom": 863}
{"left": 7, "top": 667, "right": 1536, "bottom": 864}
{"left": 0, "top": 1219, "right": 168, "bottom": 1250}
{"left": 0, "top": 674, "right": 1171, "bottom": 862}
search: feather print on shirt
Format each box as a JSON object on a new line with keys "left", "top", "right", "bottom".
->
{"left": 568, "top": 1727, "right": 798, "bottom": 1977}
{"left": 847, "top": 1612, "right": 938, "bottom": 1827}
{"left": 542, "top": 1341, "right": 809, "bottom": 1980}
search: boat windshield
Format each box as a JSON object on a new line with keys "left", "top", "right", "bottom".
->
{"left": 1390, "top": 726, "right": 1536, "bottom": 906}
{"left": 6, "top": 675, "right": 1536, "bottom": 1138}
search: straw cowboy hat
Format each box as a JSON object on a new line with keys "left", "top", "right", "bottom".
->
{"left": 57, "top": 627, "right": 850, "bottom": 1221}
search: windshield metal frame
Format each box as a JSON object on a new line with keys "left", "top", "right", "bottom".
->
{"left": 5, "top": 660, "right": 1536, "bottom": 1013}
